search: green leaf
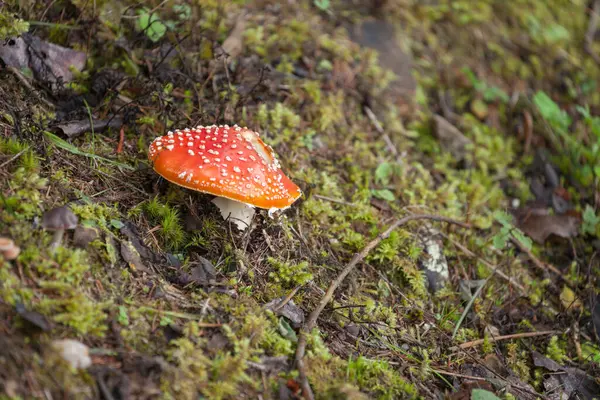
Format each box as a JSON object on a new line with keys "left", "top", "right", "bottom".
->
{"left": 117, "top": 306, "right": 129, "bottom": 326}
{"left": 278, "top": 318, "right": 298, "bottom": 342}
{"left": 471, "top": 389, "right": 501, "bottom": 400}
{"left": 582, "top": 205, "right": 600, "bottom": 235}
{"left": 375, "top": 162, "right": 394, "bottom": 185}
{"left": 543, "top": 24, "right": 570, "bottom": 43}
{"left": 493, "top": 210, "right": 512, "bottom": 227}
{"left": 313, "top": 0, "right": 330, "bottom": 11}
{"left": 533, "top": 91, "right": 571, "bottom": 132}
{"left": 371, "top": 189, "right": 395, "bottom": 202}
{"left": 44, "top": 131, "right": 135, "bottom": 170}
{"left": 512, "top": 229, "right": 533, "bottom": 251}
{"left": 492, "top": 227, "right": 509, "bottom": 249}
{"left": 110, "top": 219, "right": 125, "bottom": 229}
{"left": 173, "top": 4, "right": 191, "bottom": 20}
{"left": 137, "top": 10, "right": 166, "bottom": 42}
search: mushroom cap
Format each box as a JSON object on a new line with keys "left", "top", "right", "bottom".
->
{"left": 148, "top": 125, "right": 302, "bottom": 210}
{"left": 41, "top": 206, "right": 79, "bottom": 230}
{"left": 0, "top": 237, "right": 15, "bottom": 252}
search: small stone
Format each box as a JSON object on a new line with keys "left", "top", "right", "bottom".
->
{"left": 73, "top": 226, "right": 99, "bottom": 248}
{"left": 51, "top": 339, "right": 92, "bottom": 369}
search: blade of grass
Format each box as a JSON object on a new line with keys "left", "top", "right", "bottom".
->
{"left": 44, "top": 131, "right": 135, "bottom": 171}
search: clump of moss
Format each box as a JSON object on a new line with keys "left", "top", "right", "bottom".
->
{"left": 0, "top": 168, "right": 47, "bottom": 219}
{"left": 546, "top": 336, "right": 567, "bottom": 364}
{"left": 267, "top": 257, "right": 313, "bottom": 288}
{"left": 142, "top": 197, "right": 186, "bottom": 249}
{"left": 0, "top": 12, "right": 29, "bottom": 40}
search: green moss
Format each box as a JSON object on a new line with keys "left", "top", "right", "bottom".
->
{"left": 0, "top": 11, "right": 29, "bottom": 41}
{"left": 143, "top": 197, "right": 186, "bottom": 249}
{"left": 546, "top": 336, "right": 567, "bottom": 364}
{"left": 346, "top": 356, "right": 418, "bottom": 400}
{"left": 267, "top": 257, "right": 313, "bottom": 288}
{"left": 1, "top": 168, "right": 47, "bottom": 219}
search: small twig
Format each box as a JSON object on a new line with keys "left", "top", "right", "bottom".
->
{"left": 272, "top": 285, "right": 302, "bottom": 313}
{"left": 313, "top": 194, "right": 359, "bottom": 207}
{"left": 0, "top": 147, "right": 28, "bottom": 170}
{"left": 294, "top": 213, "right": 471, "bottom": 400}
{"left": 511, "top": 237, "right": 562, "bottom": 275}
{"left": 116, "top": 126, "right": 125, "bottom": 154}
{"left": 454, "top": 329, "right": 558, "bottom": 350}
{"left": 432, "top": 369, "right": 488, "bottom": 381}
{"left": 364, "top": 106, "right": 400, "bottom": 160}
{"left": 444, "top": 233, "right": 526, "bottom": 293}
{"left": 452, "top": 275, "right": 491, "bottom": 339}
{"left": 573, "top": 322, "right": 583, "bottom": 362}
{"left": 6, "top": 66, "right": 54, "bottom": 110}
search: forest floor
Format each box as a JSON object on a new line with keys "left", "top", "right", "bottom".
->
{"left": 1, "top": 1, "right": 600, "bottom": 399}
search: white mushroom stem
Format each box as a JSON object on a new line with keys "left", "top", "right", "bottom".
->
{"left": 211, "top": 197, "right": 256, "bottom": 231}
{"left": 49, "top": 229, "right": 65, "bottom": 252}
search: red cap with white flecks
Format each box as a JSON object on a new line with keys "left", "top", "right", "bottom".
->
{"left": 148, "top": 124, "right": 302, "bottom": 210}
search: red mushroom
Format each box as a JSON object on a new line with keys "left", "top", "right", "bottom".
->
{"left": 148, "top": 124, "right": 302, "bottom": 229}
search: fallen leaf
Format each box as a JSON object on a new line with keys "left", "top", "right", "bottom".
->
{"left": 532, "top": 351, "right": 562, "bottom": 371}
{"left": 51, "top": 117, "right": 123, "bottom": 139}
{"left": 264, "top": 297, "right": 305, "bottom": 328}
{"left": 532, "top": 351, "right": 600, "bottom": 399}
{"left": 219, "top": 13, "right": 247, "bottom": 59}
{"left": 0, "top": 34, "right": 86, "bottom": 86}
{"left": 190, "top": 256, "right": 216, "bottom": 285}
{"left": 15, "top": 302, "right": 52, "bottom": 331}
{"left": 120, "top": 222, "right": 159, "bottom": 262}
{"left": 516, "top": 208, "right": 579, "bottom": 244}
{"left": 120, "top": 241, "right": 150, "bottom": 273}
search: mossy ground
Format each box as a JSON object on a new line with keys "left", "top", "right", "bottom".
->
{"left": 1, "top": 0, "right": 600, "bottom": 399}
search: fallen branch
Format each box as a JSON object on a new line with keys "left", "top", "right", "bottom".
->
{"left": 454, "top": 330, "right": 558, "bottom": 350}
{"left": 294, "top": 213, "right": 471, "bottom": 400}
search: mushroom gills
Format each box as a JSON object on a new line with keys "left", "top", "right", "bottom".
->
{"left": 211, "top": 197, "right": 256, "bottom": 231}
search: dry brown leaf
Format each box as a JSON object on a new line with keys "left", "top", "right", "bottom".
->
{"left": 219, "top": 14, "right": 247, "bottom": 60}
{"left": 516, "top": 209, "right": 580, "bottom": 244}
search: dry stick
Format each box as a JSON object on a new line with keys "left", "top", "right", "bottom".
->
{"left": 511, "top": 237, "right": 562, "bottom": 276}
{"left": 7, "top": 66, "right": 54, "bottom": 110}
{"left": 454, "top": 329, "right": 558, "bottom": 350}
{"left": 272, "top": 285, "right": 302, "bottom": 313}
{"left": 0, "top": 147, "right": 28, "bottom": 170}
{"left": 364, "top": 106, "right": 401, "bottom": 160}
{"left": 294, "top": 214, "right": 471, "bottom": 400}
{"left": 444, "top": 233, "right": 526, "bottom": 293}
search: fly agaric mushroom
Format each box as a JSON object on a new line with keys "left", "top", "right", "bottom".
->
{"left": 42, "top": 206, "right": 79, "bottom": 252}
{"left": 148, "top": 124, "right": 302, "bottom": 230}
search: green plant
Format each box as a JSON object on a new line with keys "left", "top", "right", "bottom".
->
{"left": 137, "top": 9, "right": 166, "bottom": 42}
{"left": 462, "top": 67, "right": 509, "bottom": 103}
{"left": 314, "top": 0, "right": 331, "bottom": 13}
{"left": 533, "top": 92, "right": 600, "bottom": 186}
{"left": 143, "top": 197, "right": 185, "bottom": 249}
{"left": 0, "top": 12, "right": 29, "bottom": 40}
{"left": 492, "top": 210, "right": 532, "bottom": 250}
{"left": 582, "top": 205, "right": 600, "bottom": 236}
{"left": 546, "top": 336, "right": 567, "bottom": 364}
